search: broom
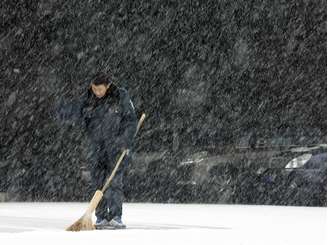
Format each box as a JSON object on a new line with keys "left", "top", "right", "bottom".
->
{"left": 66, "top": 113, "right": 146, "bottom": 231}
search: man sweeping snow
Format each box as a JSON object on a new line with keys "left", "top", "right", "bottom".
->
{"left": 57, "top": 72, "right": 137, "bottom": 229}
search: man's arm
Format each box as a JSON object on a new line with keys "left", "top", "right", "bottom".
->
{"left": 115, "top": 88, "right": 138, "bottom": 150}
{"left": 54, "top": 91, "right": 89, "bottom": 128}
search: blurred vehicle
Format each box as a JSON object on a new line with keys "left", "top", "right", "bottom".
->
{"left": 174, "top": 143, "right": 326, "bottom": 205}
{"left": 259, "top": 144, "right": 327, "bottom": 205}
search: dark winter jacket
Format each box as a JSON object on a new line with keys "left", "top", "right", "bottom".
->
{"left": 56, "top": 84, "right": 137, "bottom": 153}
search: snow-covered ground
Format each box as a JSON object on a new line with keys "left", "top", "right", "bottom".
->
{"left": 0, "top": 202, "right": 326, "bottom": 245}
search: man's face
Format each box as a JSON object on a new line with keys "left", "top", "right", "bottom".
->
{"left": 91, "top": 83, "right": 110, "bottom": 98}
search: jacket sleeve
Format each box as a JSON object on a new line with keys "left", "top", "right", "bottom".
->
{"left": 54, "top": 91, "right": 89, "bottom": 128}
{"left": 115, "top": 88, "right": 138, "bottom": 150}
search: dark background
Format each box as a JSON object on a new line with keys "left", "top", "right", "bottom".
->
{"left": 0, "top": 0, "right": 326, "bottom": 205}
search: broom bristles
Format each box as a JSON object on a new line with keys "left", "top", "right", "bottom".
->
{"left": 66, "top": 214, "right": 95, "bottom": 232}
{"left": 66, "top": 190, "right": 104, "bottom": 232}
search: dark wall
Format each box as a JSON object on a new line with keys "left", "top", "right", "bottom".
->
{"left": 0, "top": 0, "right": 326, "bottom": 203}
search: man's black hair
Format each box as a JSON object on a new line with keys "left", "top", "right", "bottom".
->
{"left": 92, "top": 72, "right": 113, "bottom": 85}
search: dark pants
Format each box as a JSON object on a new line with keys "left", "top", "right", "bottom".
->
{"left": 89, "top": 140, "right": 130, "bottom": 221}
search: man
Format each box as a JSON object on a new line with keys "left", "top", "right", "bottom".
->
{"left": 57, "top": 72, "right": 137, "bottom": 229}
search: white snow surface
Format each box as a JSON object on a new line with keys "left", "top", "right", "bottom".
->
{"left": 0, "top": 202, "right": 326, "bottom": 245}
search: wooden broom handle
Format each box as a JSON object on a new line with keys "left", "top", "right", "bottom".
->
{"left": 101, "top": 113, "right": 146, "bottom": 193}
